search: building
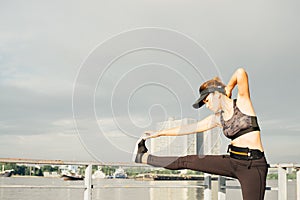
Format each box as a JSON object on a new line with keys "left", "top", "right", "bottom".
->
{"left": 149, "top": 117, "right": 222, "bottom": 200}
{"left": 150, "top": 117, "right": 221, "bottom": 156}
{"left": 150, "top": 117, "right": 197, "bottom": 156}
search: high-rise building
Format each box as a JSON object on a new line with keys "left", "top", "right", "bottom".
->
{"left": 150, "top": 117, "right": 198, "bottom": 156}
{"left": 149, "top": 117, "right": 222, "bottom": 200}
{"left": 150, "top": 117, "right": 221, "bottom": 156}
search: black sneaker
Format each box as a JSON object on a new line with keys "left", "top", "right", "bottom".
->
{"left": 132, "top": 138, "right": 148, "bottom": 163}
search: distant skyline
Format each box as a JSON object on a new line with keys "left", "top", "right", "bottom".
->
{"left": 0, "top": 0, "right": 299, "bottom": 164}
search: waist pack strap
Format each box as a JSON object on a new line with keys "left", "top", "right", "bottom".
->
{"left": 228, "top": 145, "right": 264, "bottom": 160}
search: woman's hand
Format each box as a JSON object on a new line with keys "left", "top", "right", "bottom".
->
{"left": 225, "top": 86, "right": 232, "bottom": 98}
{"left": 143, "top": 130, "right": 161, "bottom": 139}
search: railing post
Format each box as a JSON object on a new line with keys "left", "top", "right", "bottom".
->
{"left": 278, "top": 166, "right": 287, "bottom": 200}
{"left": 204, "top": 173, "right": 212, "bottom": 200}
{"left": 218, "top": 176, "right": 226, "bottom": 200}
{"left": 297, "top": 169, "right": 300, "bottom": 200}
{"left": 84, "top": 165, "right": 93, "bottom": 200}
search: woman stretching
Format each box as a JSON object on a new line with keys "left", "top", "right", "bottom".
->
{"left": 134, "top": 68, "right": 268, "bottom": 200}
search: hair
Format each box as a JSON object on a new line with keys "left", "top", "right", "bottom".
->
{"left": 199, "top": 76, "right": 226, "bottom": 92}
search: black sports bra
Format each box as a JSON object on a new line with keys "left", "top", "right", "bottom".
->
{"left": 220, "top": 99, "right": 260, "bottom": 140}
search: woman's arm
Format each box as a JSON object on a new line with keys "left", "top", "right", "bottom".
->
{"left": 144, "top": 114, "right": 221, "bottom": 139}
{"left": 226, "top": 68, "right": 250, "bottom": 99}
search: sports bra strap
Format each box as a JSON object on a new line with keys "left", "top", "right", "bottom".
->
{"left": 233, "top": 99, "right": 237, "bottom": 107}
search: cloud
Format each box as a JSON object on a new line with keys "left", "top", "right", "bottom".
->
{"left": 0, "top": 0, "right": 300, "bottom": 163}
{"left": 0, "top": 133, "right": 92, "bottom": 160}
{"left": 260, "top": 118, "right": 300, "bottom": 133}
{"left": 52, "top": 119, "right": 74, "bottom": 127}
{"left": 1, "top": 71, "right": 73, "bottom": 95}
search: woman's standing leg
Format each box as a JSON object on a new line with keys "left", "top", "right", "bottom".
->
{"left": 234, "top": 159, "right": 268, "bottom": 200}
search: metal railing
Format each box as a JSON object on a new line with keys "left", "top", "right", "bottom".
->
{"left": 0, "top": 158, "right": 299, "bottom": 200}
{"left": 217, "top": 164, "right": 300, "bottom": 200}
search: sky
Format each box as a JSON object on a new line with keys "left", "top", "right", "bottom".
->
{"left": 0, "top": 0, "right": 299, "bottom": 164}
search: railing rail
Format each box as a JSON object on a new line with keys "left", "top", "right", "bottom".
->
{"left": 0, "top": 157, "right": 140, "bottom": 166}
{"left": 0, "top": 158, "right": 299, "bottom": 200}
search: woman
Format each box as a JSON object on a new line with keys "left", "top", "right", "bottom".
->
{"left": 133, "top": 68, "right": 268, "bottom": 200}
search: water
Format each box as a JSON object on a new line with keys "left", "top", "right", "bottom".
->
{"left": 0, "top": 177, "right": 83, "bottom": 200}
{"left": 0, "top": 177, "right": 297, "bottom": 200}
{"left": 0, "top": 177, "right": 204, "bottom": 200}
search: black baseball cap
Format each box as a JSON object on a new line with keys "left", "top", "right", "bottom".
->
{"left": 192, "top": 78, "right": 226, "bottom": 109}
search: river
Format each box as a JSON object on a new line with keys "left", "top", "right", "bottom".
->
{"left": 0, "top": 177, "right": 297, "bottom": 200}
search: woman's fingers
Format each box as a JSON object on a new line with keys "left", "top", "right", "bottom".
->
{"left": 143, "top": 131, "right": 159, "bottom": 139}
{"left": 225, "top": 86, "right": 232, "bottom": 98}
{"left": 143, "top": 131, "right": 153, "bottom": 139}
{"left": 144, "top": 131, "right": 152, "bottom": 136}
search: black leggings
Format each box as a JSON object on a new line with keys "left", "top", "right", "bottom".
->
{"left": 147, "top": 154, "right": 268, "bottom": 200}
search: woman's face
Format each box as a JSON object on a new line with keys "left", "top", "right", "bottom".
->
{"left": 203, "top": 92, "right": 221, "bottom": 112}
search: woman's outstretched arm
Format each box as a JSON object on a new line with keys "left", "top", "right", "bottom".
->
{"left": 144, "top": 114, "right": 221, "bottom": 139}
{"left": 226, "top": 68, "right": 250, "bottom": 99}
